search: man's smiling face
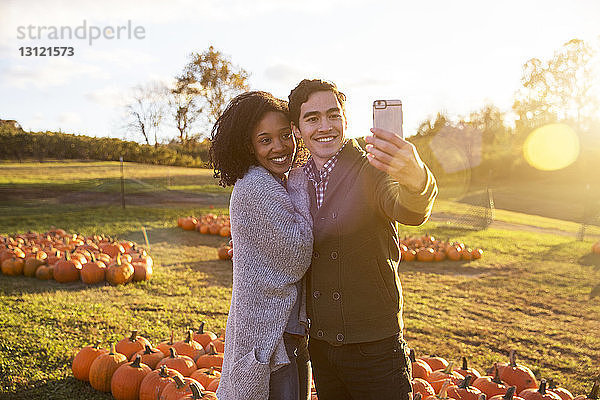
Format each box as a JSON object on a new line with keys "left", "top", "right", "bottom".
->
{"left": 293, "top": 90, "right": 346, "bottom": 170}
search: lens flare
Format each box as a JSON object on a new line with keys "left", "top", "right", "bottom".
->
{"left": 523, "top": 123, "right": 580, "bottom": 171}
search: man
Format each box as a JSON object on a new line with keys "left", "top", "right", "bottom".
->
{"left": 288, "top": 79, "right": 438, "bottom": 400}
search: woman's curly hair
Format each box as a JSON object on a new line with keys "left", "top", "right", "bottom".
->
{"left": 210, "top": 91, "right": 293, "bottom": 187}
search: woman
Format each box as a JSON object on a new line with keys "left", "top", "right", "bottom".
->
{"left": 210, "top": 91, "right": 313, "bottom": 400}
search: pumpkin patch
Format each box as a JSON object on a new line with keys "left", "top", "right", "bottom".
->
{"left": 0, "top": 230, "right": 153, "bottom": 285}
{"left": 400, "top": 234, "right": 484, "bottom": 262}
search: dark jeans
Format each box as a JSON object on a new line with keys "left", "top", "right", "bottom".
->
{"left": 309, "top": 334, "right": 413, "bottom": 400}
{"left": 269, "top": 333, "right": 312, "bottom": 400}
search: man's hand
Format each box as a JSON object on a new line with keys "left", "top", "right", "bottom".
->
{"left": 365, "top": 128, "right": 427, "bottom": 193}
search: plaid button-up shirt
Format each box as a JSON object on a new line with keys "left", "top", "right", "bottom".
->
{"left": 304, "top": 141, "right": 348, "bottom": 209}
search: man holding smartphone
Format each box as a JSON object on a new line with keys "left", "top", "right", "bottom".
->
{"left": 288, "top": 79, "right": 437, "bottom": 400}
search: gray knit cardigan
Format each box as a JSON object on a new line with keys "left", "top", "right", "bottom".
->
{"left": 216, "top": 166, "right": 313, "bottom": 400}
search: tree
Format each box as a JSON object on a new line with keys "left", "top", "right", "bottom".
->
{"left": 125, "top": 82, "right": 168, "bottom": 147}
{"left": 513, "top": 38, "right": 599, "bottom": 133}
{"left": 169, "top": 71, "right": 203, "bottom": 148}
{"left": 182, "top": 46, "right": 249, "bottom": 134}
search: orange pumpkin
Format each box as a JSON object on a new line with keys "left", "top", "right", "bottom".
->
{"left": 157, "top": 330, "right": 177, "bottom": 357}
{"left": 519, "top": 380, "right": 561, "bottom": 400}
{"left": 139, "top": 365, "right": 184, "bottom": 400}
{"left": 23, "top": 251, "right": 47, "bottom": 277}
{"left": 35, "top": 264, "right": 54, "bottom": 280}
{"left": 193, "top": 322, "right": 218, "bottom": 349}
{"left": 410, "top": 349, "right": 433, "bottom": 380}
{"left": 497, "top": 351, "right": 538, "bottom": 394}
{"left": 448, "top": 376, "right": 483, "bottom": 400}
{"left": 421, "top": 356, "right": 449, "bottom": 373}
{"left": 190, "top": 367, "right": 221, "bottom": 390}
{"left": 178, "top": 382, "right": 218, "bottom": 400}
{"left": 132, "top": 344, "right": 166, "bottom": 370}
{"left": 182, "top": 217, "right": 198, "bottom": 231}
{"left": 160, "top": 375, "right": 201, "bottom": 400}
{"left": 53, "top": 253, "right": 82, "bottom": 283}
{"left": 111, "top": 355, "right": 152, "bottom": 400}
{"left": 473, "top": 364, "right": 508, "bottom": 398}
{"left": 413, "top": 378, "right": 436, "bottom": 398}
{"left": 156, "top": 347, "right": 197, "bottom": 377}
{"left": 195, "top": 343, "right": 223, "bottom": 370}
{"left": 89, "top": 343, "right": 128, "bottom": 392}
{"left": 72, "top": 340, "right": 107, "bottom": 381}
{"left": 1, "top": 257, "right": 25, "bottom": 276}
{"left": 80, "top": 256, "right": 107, "bottom": 284}
{"left": 116, "top": 330, "right": 152, "bottom": 360}
{"left": 106, "top": 254, "right": 134, "bottom": 285}
{"left": 174, "top": 330, "right": 205, "bottom": 363}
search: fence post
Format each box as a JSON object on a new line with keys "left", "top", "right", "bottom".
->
{"left": 120, "top": 156, "right": 125, "bottom": 209}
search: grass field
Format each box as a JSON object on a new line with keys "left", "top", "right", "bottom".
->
{"left": 1, "top": 161, "right": 600, "bottom": 399}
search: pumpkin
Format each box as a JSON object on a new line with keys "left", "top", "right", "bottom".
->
{"left": 196, "top": 343, "right": 224, "bottom": 370}
{"left": 174, "top": 330, "right": 205, "bottom": 362}
{"left": 156, "top": 347, "right": 197, "bottom": 377}
{"left": 132, "top": 260, "right": 153, "bottom": 282}
{"left": 520, "top": 380, "right": 562, "bottom": 400}
{"left": 490, "top": 386, "right": 526, "bottom": 400}
{"left": 35, "top": 264, "right": 54, "bottom": 280}
{"left": 193, "top": 322, "right": 218, "bottom": 349}
{"left": 422, "top": 356, "right": 450, "bottom": 374}
{"left": 53, "top": 253, "right": 82, "bottom": 283}
{"left": 100, "top": 242, "right": 125, "bottom": 258}
{"left": 182, "top": 217, "right": 198, "bottom": 231}
{"left": 413, "top": 378, "right": 436, "bottom": 398}
{"left": 446, "top": 246, "right": 462, "bottom": 261}
{"left": 72, "top": 340, "right": 107, "bottom": 381}
{"left": 106, "top": 254, "right": 134, "bottom": 285}
{"left": 80, "top": 255, "right": 107, "bottom": 284}
{"left": 424, "top": 380, "right": 454, "bottom": 400}
{"left": 471, "top": 248, "right": 483, "bottom": 259}
{"left": 157, "top": 330, "right": 177, "bottom": 356}
{"left": 403, "top": 249, "right": 417, "bottom": 262}
{"left": 23, "top": 251, "right": 47, "bottom": 277}
{"left": 190, "top": 367, "right": 221, "bottom": 390}
{"left": 455, "top": 357, "right": 482, "bottom": 381}
{"left": 410, "top": 349, "right": 433, "bottom": 380}
{"left": 160, "top": 375, "right": 201, "bottom": 400}
{"left": 448, "top": 376, "right": 484, "bottom": 400}
{"left": 209, "top": 224, "right": 221, "bottom": 235}
{"left": 498, "top": 350, "right": 538, "bottom": 394}
{"left": 111, "top": 355, "right": 152, "bottom": 400}
{"left": 548, "top": 380, "right": 574, "bottom": 400}
{"left": 132, "top": 344, "right": 166, "bottom": 370}
{"left": 1, "top": 256, "right": 25, "bottom": 276}
{"left": 417, "top": 247, "right": 435, "bottom": 262}
{"left": 428, "top": 361, "right": 465, "bottom": 384}
{"left": 139, "top": 365, "right": 184, "bottom": 400}
{"left": 89, "top": 343, "right": 128, "bottom": 392}
{"left": 210, "top": 337, "right": 225, "bottom": 353}
{"left": 205, "top": 377, "right": 220, "bottom": 392}
{"left": 217, "top": 245, "right": 232, "bottom": 260}
{"left": 473, "top": 364, "right": 508, "bottom": 398}
{"left": 179, "top": 382, "right": 218, "bottom": 400}
{"left": 116, "top": 330, "right": 151, "bottom": 360}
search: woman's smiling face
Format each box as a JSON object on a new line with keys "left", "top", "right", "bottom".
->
{"left": 251, "top": 111, "right": 296, "bottom": 179}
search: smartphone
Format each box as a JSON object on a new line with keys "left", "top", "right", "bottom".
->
{"left": 373, "top": 99, "right": 403, "bottom": 138}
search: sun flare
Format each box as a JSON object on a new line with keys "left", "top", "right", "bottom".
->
{"left": 523, "top": 123, "right": 580, "bottom": 171}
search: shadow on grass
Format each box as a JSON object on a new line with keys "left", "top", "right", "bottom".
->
{"left": 578, "top": 253, "right": 600, "bottom": 270}
{"left": 1, "top": 377, "right": 112, "bottom": 400}
{"left": 399, "top": 260, "right": 492, "bottom": 277}
{"left": 0, "top": 275, "right": 104, "bottom": 296}
{"left": 122, "top": 226, "right": 229, "bottom": 249}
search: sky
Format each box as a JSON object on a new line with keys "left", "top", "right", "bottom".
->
{"left": 1, "top": 0, "right": 599, "bottom": 143}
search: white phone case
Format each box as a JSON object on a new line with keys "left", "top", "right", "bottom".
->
{"left": 373, "top": 99, "right": 403, "bottom": 138}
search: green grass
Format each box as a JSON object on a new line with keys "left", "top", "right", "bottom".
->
{"left": 1, "top": 161, "right": 600, "bottom": 398}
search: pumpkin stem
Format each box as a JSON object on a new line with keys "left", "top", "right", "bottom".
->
{"left": 169, "top": 329, "right": 174, "bottom": 345}
{"left": 190, "top": 382, "right": 202, "bottom": 399}
{"left": 438, "top": 380, "right": 450, "bottom": 399}
{"left": 186, "top": 330, "right": 193, "bottom": 343}
{"left": 198, "top": 321, "right": 206, "bottom": 334}
{"left": 589, "top": 381, "right": 600, "bottom": 400}
{"left": 109, "top": 343, "right": 117, "bottom": 355}
{"left": 508, "top": 349, "right": 517, "bottom": 367}
{"left": 462, "top": 356, "right": 468, "bottom": 370}
{"left": 492, "top": 363, "right": 503, "bottom": 384}
{"left": 207, "top": 342, "right": 217, "bottom": 355}
{"left": 539, "top": 379, "right": 547, "bottom": 395}
{"left": 169, "top": 347, "right": 178, "bottom": 358}
{"left": 503, "top": 386, "right": 517, "bottom": 400}
{"left": 144, "top": 344, "right": 155, "bottom": 355}
{"left": 459, "top": 375, "right": 473, "bottom": 389}
{"left": 116, "top": 253, "right": 122, "bottom": 266}
{"left": 173, "top": 374, "right": 186, "bottom": 389}
{"left": 158, "top": 365, "right": 169, "bottom": 378}
{"left": 131, "top": 354, "right": 142, "bottom": 368}
{"left": 442, "top": 360, "right": 454, "bottom": 374}
{"left": 409, "top": 348, "right": 416, "bottom": 363}
{"left": 414, "top": 394, "right": 422, "bottom": 400}
{"left": 547, "top": 379, "right": 557, "bottom": 390}
{"left": 129, "top": 330, "right": 138, "bottom": 341}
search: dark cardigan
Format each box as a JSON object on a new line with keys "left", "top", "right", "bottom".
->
{"left": 306, "top": 139, "right": 437, "bottom": 345}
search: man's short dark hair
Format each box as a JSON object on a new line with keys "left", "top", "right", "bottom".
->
{"left": 288, "top": 79, "right": 347, "bottom": 127}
